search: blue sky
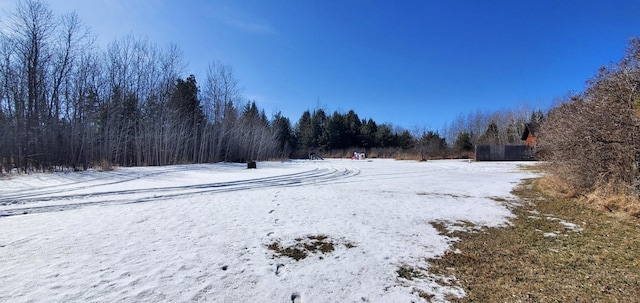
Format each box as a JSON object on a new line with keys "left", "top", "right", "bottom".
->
{"left": 3, "top": 0, "right": 640, "bottom": 130}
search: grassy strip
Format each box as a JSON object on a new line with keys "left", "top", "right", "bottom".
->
{"left": 428, "top": 178, "right": 640, "bottom": 302}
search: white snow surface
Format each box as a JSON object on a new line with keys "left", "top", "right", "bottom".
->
{"left": 0, "top": 159, "right": 535, "bottom": 302}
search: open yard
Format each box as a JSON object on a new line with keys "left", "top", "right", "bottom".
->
{"left": 0, "top": 159, "right": 535, "bottom": 302}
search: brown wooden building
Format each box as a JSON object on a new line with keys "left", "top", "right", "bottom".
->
{"left": 521, "top": 122, "right": 539, "bottom": 146}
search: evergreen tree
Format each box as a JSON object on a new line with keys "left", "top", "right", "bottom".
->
{"left": 454, "top": 132, "right": 474, "bottom": 152}
{"left": 344, "top": 110, "right": 361, "bottom": 148}
{"left": 170, "top": 75, "right": 203, "bottom": 162}
{"left": 294, "top": 110, "right": 313, "bottom": 151}
{"left": 375, "top": 124, "right": 395, "bottom": 147}
{"left": 272, "top": 112, "right": 294, "bottom": 157}
{"left": 479, "top": 121, "right": 499, "bottom": 145}
{"left": 311, "top": 109, "right": 327, "bottom": 149}
{"left": 359, "top": 118, "right": 377, "bottom": 148}
{"left": 529, "top": 109, "right": 544, "bottom": 124}
{"left": 325, "top": 111, "right": 346, "bottom": 150}
{"left": 396, "top": 129, "right": 414, "bottom": 150}
{"left": 418, "top": 131, "right": 446, "bottom": 160}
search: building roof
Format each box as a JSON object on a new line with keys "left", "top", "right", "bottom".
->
{"left": 521, "top": 122, "right": 539, "bottom": 141}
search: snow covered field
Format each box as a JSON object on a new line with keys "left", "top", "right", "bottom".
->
{"left": 0, "top": 159, "right": 535, "bottom": 302}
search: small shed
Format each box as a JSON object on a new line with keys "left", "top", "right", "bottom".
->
{"left": 475, "top": 123, "right": 538, "bottom": 161}
{"left": 521, "top": 122, "right": 539, "bottom": 146}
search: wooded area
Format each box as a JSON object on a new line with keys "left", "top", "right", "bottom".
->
{"left": 0, "top": 0, "right": 292, "bottom": 172}
{"left": 1, "top": 0, "right": 546, "bottom": 173}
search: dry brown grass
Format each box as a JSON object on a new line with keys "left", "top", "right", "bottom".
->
{"left": 98, "top": 159, "right": 114, "bottom": 171}
{"left": 315, "top": 148, "right": 468, "bottom": 161}
{"left": 536, "top": 174, "right": 577, "bottom": 198}
{"left": 581, "top": 187, "right": 640, "bottom": 219}
{"left": 444, "top": 151, "right": 474, "bottom": 160}
{"left": 267, "top": 234, "right": 356, "bottom": 261}
{"left": 427, "top": 178, "right": 640, "bottom": 303}
{"left": 537, "top": 173, "right": 640, "bottom": 220}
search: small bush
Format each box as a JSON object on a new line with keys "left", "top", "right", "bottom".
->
{"left": 99, "top": 159, "right": 114, "bottom": 171}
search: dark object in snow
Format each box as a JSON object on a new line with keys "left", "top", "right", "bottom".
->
{"left": 247, "top": 161, "right": 257, "bottom": 169}
{"left": 309, "top": 152, "right": 324, "bottom": 160}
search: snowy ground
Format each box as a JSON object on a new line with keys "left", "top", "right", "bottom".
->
{"left": 0, "top": 159, "right": 535, "bottom": 302}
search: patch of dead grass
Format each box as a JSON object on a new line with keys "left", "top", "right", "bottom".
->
{"left": 267, "top": 242, "right": 308, "bottom": 261}
{"left": 536, "top": 174, "right": 577, "bottom": 198}
{"left": 267, "top": 234, "right": 356, "bottom": 261}
{"left": 98, "top": 159, "right": 114, "bottom": 172}
{"left": 581, "top": 186, "right": 640, "bottom": 219}
{"left": 397, "top": 265, "right": 425, "bottom": 281}
{"left": 538, "top": 173, "right": 640, "bottom": 220}
{"left": 427, "top": 178, "right": 640, "bottom": 302}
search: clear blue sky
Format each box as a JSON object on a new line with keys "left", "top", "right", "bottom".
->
{"left": 3, "top": 0, "right": 640, "bottom": 130}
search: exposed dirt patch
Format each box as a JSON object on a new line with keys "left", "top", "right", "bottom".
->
{"left": 267, "top": 234, "right": 356, "bottom": 261}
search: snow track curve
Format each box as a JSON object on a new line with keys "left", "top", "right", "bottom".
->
{"left": 0, "top": 163, "right": 360, "bottom": 218}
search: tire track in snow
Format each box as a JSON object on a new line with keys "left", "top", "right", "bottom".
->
{"left": 3, "top": 168, "right": 324, "bottom": 203}
{"left": 0, "top": 165, "right": 226, "bottom": 201}
{"left": 0, "top": 166, "right": 360, "bottom": 218}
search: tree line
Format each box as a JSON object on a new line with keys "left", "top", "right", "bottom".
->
{"left": 293, "top": 109, "right": 413, "bottom": 154}
{"left": 0, "top": 0, "right": 298, "bottom": 172}
{"left": 0, "top": 0, "right": 418, "bottom": 172}
{"left": 1, "top": 0, "right": 548, "bottom": 173}
{"left": 291, "top": 105, "right": 547, "bottom": 160}
{"left": 442, "top": 107, "right": 544, "bottom": 150}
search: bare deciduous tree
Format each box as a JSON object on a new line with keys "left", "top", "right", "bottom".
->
{"left": 538, "top": 38, "right": 640, "bottom": 197}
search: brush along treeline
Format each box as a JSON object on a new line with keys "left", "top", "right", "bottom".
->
{"left": 537, "top": 38, "right": 640, "bottom": 217}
